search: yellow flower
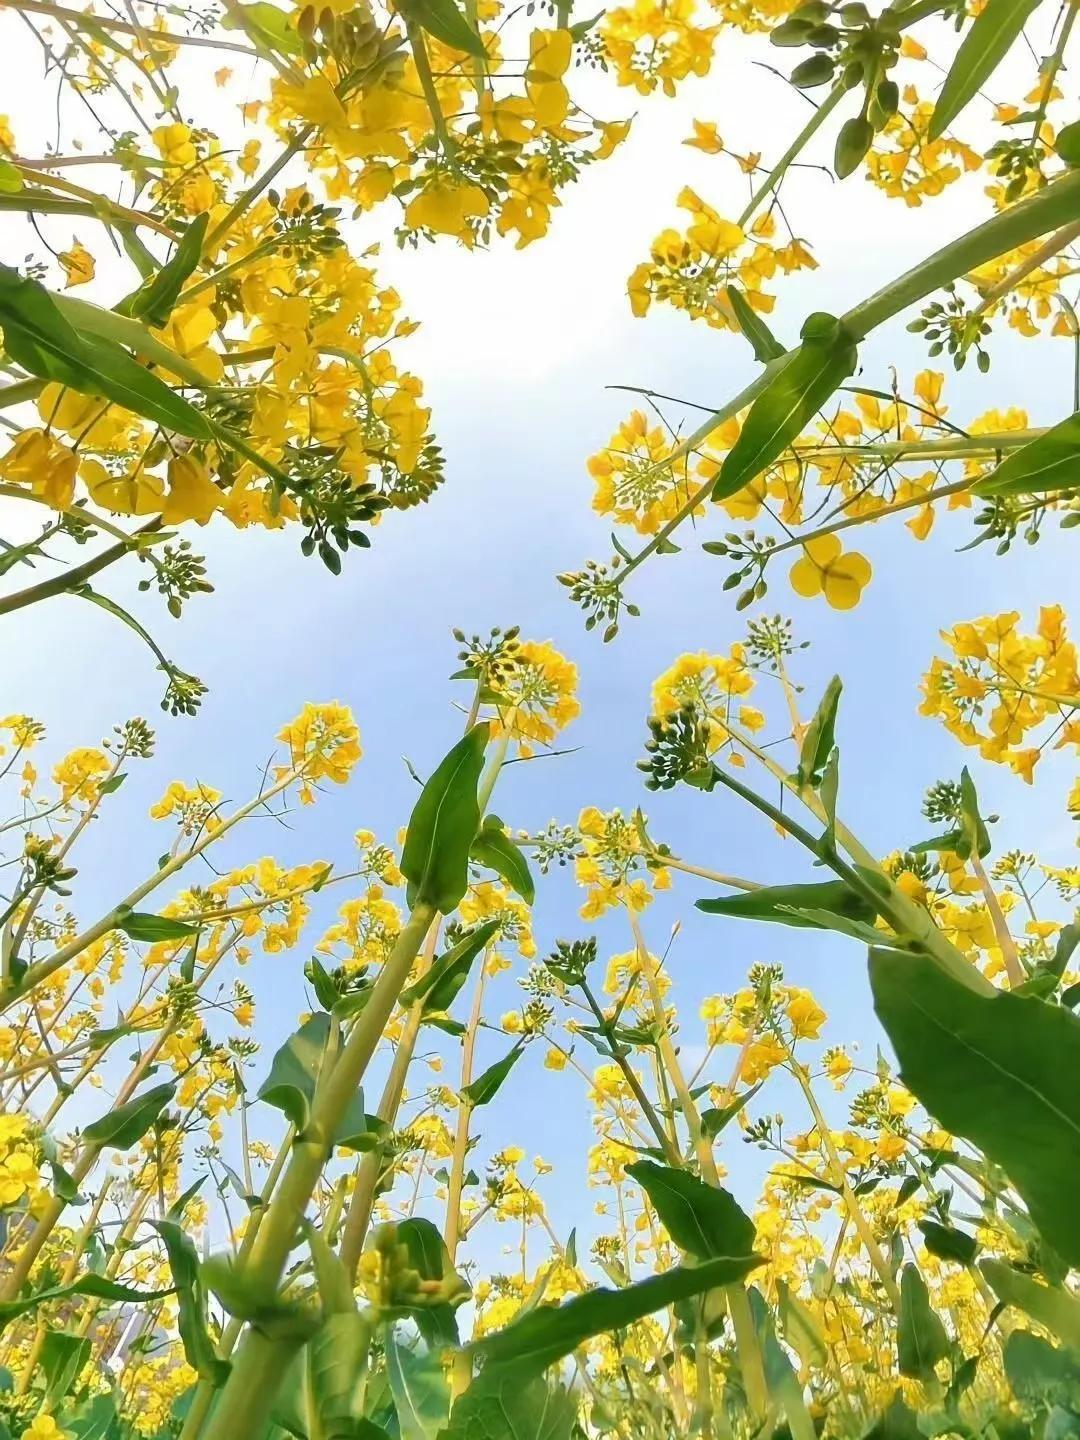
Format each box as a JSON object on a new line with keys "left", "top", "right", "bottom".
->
{"left": 527, "top": 29, "right": 573, "bottom": 129}
{"left": 162, "top": 454, "right": 222, "bottom": 525}
{"left": 59, "top": 240, "right": 95, "bottom": 287}
{"left": 786, "top": 988, "right": 826, "bottom": 1040}
{"left": 494, "top": 640, "right": 580, "bottom": 755}
{"left": 23, "top": 1414, "right": 70, "bottom": 1440}
{"left": 405, "top": 180, "right": 490, "bottom": 242}
{"left": 789, "top": 535, "right": 873, "bottom": 609}
{"left": 276, "top": 702, "right": 362, "bottom": 801}
{"left": 152, "top": 122, "right": 197, "bottom": 166}
{"left": 0, "top": 429, "right": 78, "bottom": 510}
{"left": 53, "top": 748, "right": 110, "bottom": 806}
{"left": 544, "top": 1047, "right": 567, "bottom": 1071}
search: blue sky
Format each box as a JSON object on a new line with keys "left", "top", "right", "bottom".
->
{"left": 3, "top": 25, "right": 1079, "bottom": 1272}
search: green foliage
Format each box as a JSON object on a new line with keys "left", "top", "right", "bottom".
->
{"left": 399, "top": 920, "right": 500, "bottom": 1013}
{"left": 625, "top": 1161, "right": 756, "bottom": 1259}
{"left": 256, "top": 1013, "right": 369, "bottom": 1148}
{"left": 0, "top": 264, "right": 212, "bottom": 438}
{"left": 460, "top": 1042, "right": 524, "bottom": 1107}
{"left": 401, "top": 725, "right": 489, "bottom": 914}
{"left": 871, "top": 947, "right": 1080, "bottom": 1267}
{"left": 897, "top": 1264, "right": 950, "bottom": 1380}
{"left": 402, "top": 0, "right": 486, "bottom": 57}
{"left": 712, "top": 313, "right": 858, "bottom": 501}
{"left": 470, "top": 817, "right": 535, "bottom": 903}
{"left": 82, "top": 1081, "right": 176, "bottom": 1150}
{"left": 386, "top": 1335, "right": 450, "bottom": 1440}
{"left": 975, "top": 409, "right": 1080, "bottom": 499}
{"left": 697, "top": 879, "right": 877, "bottom": 930}
{"left": 0, "top": 1275, "right": 174, "bottom": 1334}
{"left": 151, "top": 1219, "right": 229, "bottom": 1384}
{"left": 118, "top": 214, "right": 209, "bottom": 327}
{"left": 115, "top": 909, "right": 201, "bottom": 942}
{"left": 439, "top": 1369, "right": 575, "bottom": 1440}
{"left": 928, "top": 0, "right": 1041, "bottom": 140}
{"left": 470, "top": 1255, "right": 762, "bottom": 1375}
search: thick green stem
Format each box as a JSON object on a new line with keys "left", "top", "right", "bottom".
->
{"left": 199, "top": 1329, "right": 304, "bottom": 1440}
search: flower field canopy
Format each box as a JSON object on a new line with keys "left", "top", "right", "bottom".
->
{"left": 3, "top": 0, "right": 1080, "bottom": 1436}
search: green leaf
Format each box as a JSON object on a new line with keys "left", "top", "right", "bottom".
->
{"left": 776, "top": 1277, "right": 827, "bottom": 1370}
{"left": 83, "top": 1081, "right": 175, "bottom": 1151}
{"left": 797, "top": 675, "right": 842, "bottom": 789}
{"left": 871, "top": 946, "right": 1080, "bottom": 1268}
{"left": 626, "top": 1161, "right": 756, "bottom": 1260}
{"left": 713, "top": 313, "right": 857, "bottom": 501}
{"left": 221, "top": 2, "right": 303, "bottom": 54}
{"left": 116, "top": 910, "right": 200, "bottom": 942}
{"left": 257, "top": 1013, "right": 331, "bottom": 1133}
{"left": 747, "top": 1287, "right": 816, "bottom": 1440}
{"left": 0, "top": 264, "right": 212, "bottom": 439}
{"left": 0, "top": 160, "right": 22, "bottom": 194}
{"left": 955, "top": 766, "right": 990, "bottom": 860}
{"left": 1059, "top": 120, "right": 1080, "bottom": 167}
{"left": 470, "top": 818, "right": 535, "bottom": 904}
{"left": 724, "top": 285, "right": 785, "bottom": 362}
{"left": 274, "top": 1311, "right": 371, "bottom": 1440}
{"left": 150, "top": 1219, "right": 228, "bottom": 1384}
{"left": 918, "top": 1220, "right": 978, "bottom": 1266}
{"left": 461, "top": 1042, "right": 524, "bottom": 1108}
{"left": 257, "top": 1014, "right": 368, "bottom": 1148}
{"left": 929, "top": 0, "right": 1040, "bottom": 140}
{"left": 51, "top": 1159, "right": 85, "bottom": 1205}
{"left": 59, "top": 1393, "right": 118, "bottom": 1440}
{"left": 401, "top": 725, "right": 489, "bottom": 914}
{"left": 439, "top": 1369, "right": 575, "bottom": 1439}
{"left": 41, "top": 1331, "right": 91, "bottom": 1408}
{"left": 974, "top": 408, "right": 1080, "bottom": 499}
{"left": 387, "top": 1335, "right": 450, "bottom": 1440}
{"left": 0, "top": 1275, "right": 174, "bottom": 1334}
{"left": 470, "top": 1255, "right": 763, "bottom": 1376}
{"left": 1003, "top": 1329, "right": 1080, "bottom": 1407}
{"left": 696, "top": 879, "right": 876, "bottom": 931}
{"left": 403, "top": 0, "right": 486, "bottom": 57}
{"left": 897, "top": 1263, "right": 949, "bottom": 1380}
{"left": 981, "top": 1259, "right": 1080, "bottom": 1349}
{"left": 399, "top": 920, "right": 500, "bottom": 1013}
{"left": 700, "top": 1082, "right": 762, "bottom": 1139}
{"left": 119, "top": 213, "right": 208, "bottom": 327}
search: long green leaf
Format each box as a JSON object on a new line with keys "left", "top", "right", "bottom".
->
{"left": 897, "top": 1264, "right": 949, "bottom": 1380}
{"left": 399, "top": 920, "right": 499, "bottom": 1012}
{"left": 83, "top": 1081, "right": 175, "bottom": 1151}
{"left": 929, "top": 0, "right": 1040, "bottom": 140}
{"left": 439, "top": 1370, "right": 575, "bottom": 1439}
{"left": 713, "top": 312, "right": 857, "bottom": 501}
{"left": 0, "top": 264, "right": 211, "bottom": 438}
{"left": 404, "top": 0, "right": 485, "bottom": 57}
{"left": 387, "top": 1335, "right": 450, "bottom": 1440}
{"left": 0, "top": 1275, "right": 174, "bottom": 1334}
{"left": 470, "top": 819, "right": 535, "bottom": 904}
{"left": 871, "top": 946, "right": 1080, "bottom": 1267}
{"left": 461, "top": 1042, "right": 524, "bottom": 1108}
{"left": 974, "top": 409, "right": 1080, "bottom": 498}
{"left": 150, "top": 1219, "right": 228, "bottom": 1384}
{"left": 981, "top": 1259, "right": 1080, "bottom": 1350}
{"left": 470, "top": 1255, "right": 762, "bottom": 1376}
{"left": 119, "top": 213, "right": 208, "bottom": 327}
{"left": 626, "top": 1161, "right": 756, "bottom": 1260}
{"left": 697, "top": 879, "right": 876, "bottom": 931}
{"left": 401, "top": 725, "right": 489, "bottom": 914}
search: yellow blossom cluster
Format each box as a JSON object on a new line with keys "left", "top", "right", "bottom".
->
{"left": 574, "top": 807, "right": 671, "bottom": 919}
{"left": 921, "top": 606, "right": 1079, "bottom": 785}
